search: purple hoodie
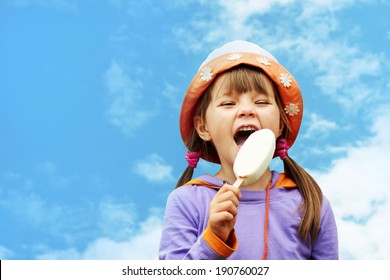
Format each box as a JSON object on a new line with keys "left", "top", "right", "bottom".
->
{"left": 159, "top": 171, "right": 338, "bottom": 260}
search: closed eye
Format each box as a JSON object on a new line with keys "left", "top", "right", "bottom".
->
{"left": 255, "top": 100, "right": 270, "bottom": 105}
{"left": 220, "top": 101, "right": 236, "bottom": 106}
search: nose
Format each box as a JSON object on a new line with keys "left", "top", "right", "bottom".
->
{"left": 237, "top": 103, "right": 255, "bottom": 118}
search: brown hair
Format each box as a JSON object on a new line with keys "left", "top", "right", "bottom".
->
{"left": 176, "top": 65, "right": 323, "bottom": 242}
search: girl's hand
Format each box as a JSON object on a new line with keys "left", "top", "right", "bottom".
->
{"left": 208, "top": 183, "right": 241, "bottom": 243}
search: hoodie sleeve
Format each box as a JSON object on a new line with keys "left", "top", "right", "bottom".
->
{"left": 159, "top": 187, "right": 236, "bottom": 260}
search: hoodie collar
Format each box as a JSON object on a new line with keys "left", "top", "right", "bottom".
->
{"left": 184, "top": 171, "right": 297, "bottom": 190}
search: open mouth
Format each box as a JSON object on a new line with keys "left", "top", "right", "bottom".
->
{"left": 234, "top": 126, "right": 258, "bottom": 149}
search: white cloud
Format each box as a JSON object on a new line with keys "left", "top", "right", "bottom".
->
{"left": 217, "top": 0, "right": 293, "bottom": 18}
{"left": 0, "top": 181, "right": 55, "bottom": 226}
{"left": 300, "top": 0, "right": 355, "bottom": 17}
{"left": 1, "top": 167, "right": 91, "bottom": 242}
{"left": 35, "top": 248, "right": 82, "bottom": 259}
{"left": 305, "top": 43, "right": 382, "bottom": 107}
{"left": 303, "top": 113, "right": 338, "bottom": 139}
{"left": 133, "top": 154, "right": 174, "bottom": 182}
{"left": 312, "top": 108, "right": 390, "bottom": 259}
{"left": 98, "top": 200, "right": 136, "bottom": 241}
{"left": 82, "top": 214, "right": 162, "bottom": 260}
{"left": 37, "top": 210, "right": 163, "bottom": 260}
{"left": 0, "top": 161, "right": 80, "bottom": 230}
{"left": 173, "top": 0, "right": 297, "bottom": 53}
{"left": 105, "top": 61, "right": 156, "bottom": 136}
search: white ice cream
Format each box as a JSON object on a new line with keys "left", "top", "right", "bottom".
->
{"left": 233, "top": 129, "right": 276, "bottom": 187}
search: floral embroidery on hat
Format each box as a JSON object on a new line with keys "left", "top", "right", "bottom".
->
{"left": 227, "top": 53, "right": 242, "bottom": 61}
{"left": 280, "top": 73, "right": 292, "bottom": 87}
{"left": 284, "top": 103, "right": 300, "bottom": 116}
{"left": 256, "top": 56, "right": 271, "bottom": 66}
{"left": 200, "top": 67, "right": 212, "bottom": 82}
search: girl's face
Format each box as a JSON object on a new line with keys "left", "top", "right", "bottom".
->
{"left": 195, "top": 72, "right": 283, "bottom": 173}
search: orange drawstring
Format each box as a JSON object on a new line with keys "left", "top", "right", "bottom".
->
{"left": 262, "top": 181, "right": 271, "bottom": 260}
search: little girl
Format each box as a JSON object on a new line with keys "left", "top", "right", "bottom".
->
{"left": 159, "top": 40, "right": 338, "bottom": 260}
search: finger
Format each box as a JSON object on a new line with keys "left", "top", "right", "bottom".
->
{"left": 213, "top": 191, "right": 240, "bottom": 207}
{"left": 219, "top": 183, "right": 242, "bottom": 200}
{"left": 209, "top": 211, "right": 235, "bottom": 224}
{"left": 211, "top": 200, "right": 238, "bottom": 217}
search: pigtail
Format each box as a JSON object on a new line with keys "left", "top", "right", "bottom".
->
{"left": 283, "top": 156, "right": 323, "bottom": 242}
{"left": 176, "top": 166, "right": 195, "bottom": 188}
{"left": 272, "top": 76, "right": 323, "bottom": 242}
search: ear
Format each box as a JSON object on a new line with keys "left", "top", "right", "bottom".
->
{"left": 194, "top": 116, "right": 212, "bottom": 141}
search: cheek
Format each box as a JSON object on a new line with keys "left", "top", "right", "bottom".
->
{"left": 261, "top": 109, "right": 282, "bottom": 137}
{"left": 205, "top": 121, "right": 223, "bottom": 140}
{"left": 205, "top": 108, "right": 225, "bottom": 129}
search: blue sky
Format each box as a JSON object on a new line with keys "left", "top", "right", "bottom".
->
{"left": 0, "top": 0, "right": 389, "bottom": 260}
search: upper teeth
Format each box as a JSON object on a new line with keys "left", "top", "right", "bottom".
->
{"left": 239, "top": 127, "right": 256, "bottom": 132}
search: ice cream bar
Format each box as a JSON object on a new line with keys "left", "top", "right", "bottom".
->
{"left": 232, "top": 129, "right": 276, "bottom": 188}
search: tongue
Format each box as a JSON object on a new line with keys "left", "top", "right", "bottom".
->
{"left": 235, "top": 130, "right": 254, "bottom": 149}
{"left": 236, "top": 135, "right": 250, "bottom": 149}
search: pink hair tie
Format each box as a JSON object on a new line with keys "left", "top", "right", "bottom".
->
{"left": 185, "top": 151, "right": 201, "bottom": 168}
{"left": 275, "top": 138, "right": 290, "bottom": 160}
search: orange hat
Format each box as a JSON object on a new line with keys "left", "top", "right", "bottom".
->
{"left": 180, "top": 40, "right": 303, "bottom": 163}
